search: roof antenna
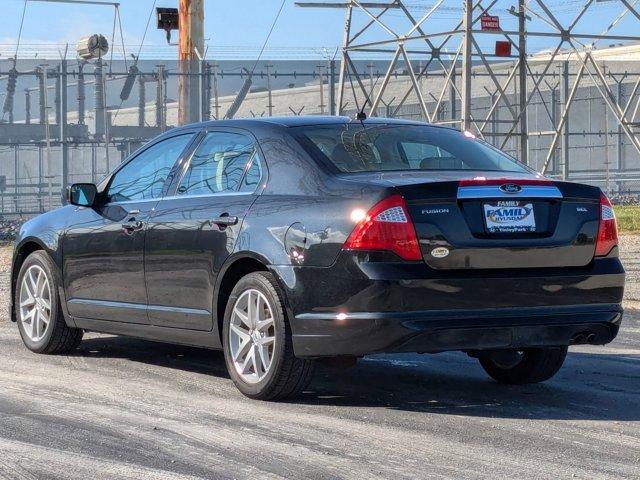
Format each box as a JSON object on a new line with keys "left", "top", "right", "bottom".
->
{"left": 355, "top": 85, "right": 370, "bottom": 123}
{"left": 345, "top": 69, "right": 369, "bottom": 123}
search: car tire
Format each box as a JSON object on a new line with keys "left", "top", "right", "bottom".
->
{"left": 15, "top": 251, "right": 83, "bottom": 354}
{"left": 479, "top": 347, "right": 568, "bottom": 384}
{"left": 222, "top": 271, "right": 314, "bottom": 401}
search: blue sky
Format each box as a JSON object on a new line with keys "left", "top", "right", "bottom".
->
{"left": 2, "top": 0, "right": 638, "bottom": 59}
{"left": 2, "top": 0, "right": 347, "bottom": 58}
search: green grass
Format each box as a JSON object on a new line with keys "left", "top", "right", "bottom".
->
{"left": 614, "top": 205, "right": 640, "bottom": 233}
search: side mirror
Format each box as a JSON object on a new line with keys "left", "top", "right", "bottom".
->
{"left": 67, "top": 183, "right": 98, "bottom": 207}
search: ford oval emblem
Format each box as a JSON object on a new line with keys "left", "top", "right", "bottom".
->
{"left": 499, "top": 183, "right": 522, "bottom": 194}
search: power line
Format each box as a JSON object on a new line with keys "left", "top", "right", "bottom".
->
{"left": 136, "top": 0, "right": 158, "bottom": 61}
{"left": 14, "top": 0, "right": 28, "bottom": 60}
{"left": 250, "top": 0, "right": 288, "bottom": 74}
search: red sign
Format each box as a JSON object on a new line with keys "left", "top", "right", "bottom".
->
{"left": 495, "top": 41, "right": 512, "bottom": 57}
{"left": 481, "top": 14, "right": 501, "bottom": 31}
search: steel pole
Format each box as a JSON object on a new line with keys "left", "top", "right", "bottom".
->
{"left": 337, "top": 1, "right": 353, "bottom": 115}
{"left": 560, "top": 60, "right": 570, "bottom": 179}
{"left": 461, "top": 0, "right": 473, "bottom": 131}
{"left": 518, "top": 0, "right": 529, "bottom": 164}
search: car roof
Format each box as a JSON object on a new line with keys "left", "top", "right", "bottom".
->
{"left": 176, "top": 115, "right": 432, "bottom": 131}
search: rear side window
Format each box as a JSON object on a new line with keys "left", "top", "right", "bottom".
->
{"left": 108, "top": 134, "right": 194, "bottom": 202}
{"left": 178, "top": 132, "right": 262, "bottom": 196}
{"left": 291, "top": 124, "right": 529, "bottom": 174}
{"left": 239, "top": 155, "right": 263, "bottom": 193}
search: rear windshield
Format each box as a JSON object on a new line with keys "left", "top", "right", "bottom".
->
{"left": 291, "top": 123, "right": 529, "bottom": 174}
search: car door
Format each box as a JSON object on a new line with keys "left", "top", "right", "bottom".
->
{"left": 63, "top": 133, "right": 197, "bottom": 324}
{"left": 144, "top": 129, "right": 265, "bottom": 330}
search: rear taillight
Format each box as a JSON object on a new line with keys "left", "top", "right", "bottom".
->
{"left": 595, "top": 193, "right": 618, "bottom": 257}
{"left": 343, "top": 194, "right": 421, "bottom": 261}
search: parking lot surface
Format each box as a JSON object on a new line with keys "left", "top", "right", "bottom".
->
{"left": 0, "top": 238, "right": 638, "bottom": 479}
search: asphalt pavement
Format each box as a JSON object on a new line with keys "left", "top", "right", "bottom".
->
{"left": 0, "top": 239, "right": 638, "bottom": 479}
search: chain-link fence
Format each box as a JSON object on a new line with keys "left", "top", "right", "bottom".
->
{"left": 1, "top": 56, "right": 640, "bottom": 217}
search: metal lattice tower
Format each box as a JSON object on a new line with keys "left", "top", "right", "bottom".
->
{"left": 297, "top": 0, "right": 640, "bottom": 172}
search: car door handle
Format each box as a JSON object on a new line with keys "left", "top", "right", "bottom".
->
{"left": 122, "top": 218, "right": 144, "bottom": 232}
{"left": 212, "top": 215, "right": 238, "bottom": 227}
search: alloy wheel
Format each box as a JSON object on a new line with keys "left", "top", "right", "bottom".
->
{"left": 228, "top": 288, "right": 276, "bottom": 384}
{"left": 19, "top": 265, "right": 52, "bottom": 342}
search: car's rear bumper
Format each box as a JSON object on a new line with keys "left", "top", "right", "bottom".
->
{"left": 291, "top": 304, "right": 622, "bottom": 357}
{"left": 274, "top": 254, "right": 625, "bottom": 358}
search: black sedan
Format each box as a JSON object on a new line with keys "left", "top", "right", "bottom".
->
{"left": 10, "top": 116, "right": 625, "bottom": 400}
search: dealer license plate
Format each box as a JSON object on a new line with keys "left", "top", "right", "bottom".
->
{"left": 484, "top": 201, "right": 536, "bottom": 233}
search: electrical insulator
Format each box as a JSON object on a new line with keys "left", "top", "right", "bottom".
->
{"left": 76, "top": 34, "right": 109, "bottom": 60}
{"left": 120, "top": 64, "right": 139, "bottom": 101}
{"left": 2, "top": 68, "right": 18, "bottom": 115}
{"left": 224, "top": 69, "right": 252, "bottom": 120}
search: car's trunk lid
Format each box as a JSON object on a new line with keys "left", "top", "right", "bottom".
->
{"left": 342, "top": 172, "right": 602, "bottom": 269}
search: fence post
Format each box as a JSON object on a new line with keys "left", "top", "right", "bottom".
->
{"left": 329, "top": 59, "right": 336, "bottom": 116}
{"left": 156, "top": 65, "right": 166, "bottom": 130}
{"left": 212, "top": 61, "right": 220, "bottom": 120}
{"left": 202, "top": 60, "right": 211, "bottom": 121}
{"left": 61, "top": 59, "right": 69, "bottom": 193}
{"left": 266, "top": 64, "right": 274, "bottom": 117}
{"left": 617, "top": 81, "right": 624, "bottom": 179}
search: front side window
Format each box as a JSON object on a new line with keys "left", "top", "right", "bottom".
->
{"left": 178, "top": 132, "right": 262, "bottom": 196}
{"left": 291, "top": 124, "right": 530, "bottom": 174}
{"left": 108, "top": 134, "right": 194, "bottom": 202}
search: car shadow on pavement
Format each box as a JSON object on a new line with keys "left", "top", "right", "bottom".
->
{"left": 299, "top": 351, "right": 640, "bottom": 421}
{"left": 76, "top": 335, "right": 230, "bottom": 378}
{"left": 74, "top": 336, "right": 640, "bottom": 421}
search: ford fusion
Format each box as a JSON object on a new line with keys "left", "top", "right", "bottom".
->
{"left": 11, "top": 117, "right": 625, "bottom": 400}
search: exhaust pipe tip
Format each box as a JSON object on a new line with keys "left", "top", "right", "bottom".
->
{"left": 586, "top": 333, "right": 597, "bottom": 344}
{"left": 572, "top": 333, "right": 585, "bottom": 344}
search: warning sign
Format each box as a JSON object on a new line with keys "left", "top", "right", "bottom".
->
{"left": 481, "top": 14, "right": 500, "bottom": 31}
{"left": 495, "top": 41, "right": 512, "bottom": 57}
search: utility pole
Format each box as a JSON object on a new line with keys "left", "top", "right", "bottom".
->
{"left": 178, "top": 0, "right": 205, "bottom": 125}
